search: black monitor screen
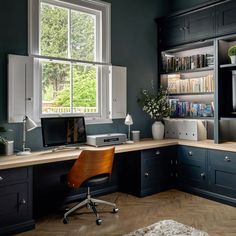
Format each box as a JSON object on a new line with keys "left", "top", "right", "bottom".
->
{"left": 41, "top": 117, "right": 87, "bottom": 147}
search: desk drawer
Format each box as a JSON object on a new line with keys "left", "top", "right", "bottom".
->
{"left": 0, "top": 168, "right": 28, "bottom": 186}
{"left": 141, "top": 148, "right": 166, "bottom": 159}
{"left": 178, "top": 146, "right": 206, "bottom": 164}
{"left": 209, "top": 150, "right": 236, "bottom": 167}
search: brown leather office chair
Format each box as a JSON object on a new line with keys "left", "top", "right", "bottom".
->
{"left": 63, "top": 147, "right": 118, "bottom": 225}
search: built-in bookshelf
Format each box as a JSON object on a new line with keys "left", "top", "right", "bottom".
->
{"left": 159, "top": 42, "right": 215, "bottom": 120}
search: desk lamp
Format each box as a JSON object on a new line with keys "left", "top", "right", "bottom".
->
{"left": 125, "top": 114, "right": 134, "bottom": 144}
{"left": 17, "top": 115, "right": 37, "bottom": 156}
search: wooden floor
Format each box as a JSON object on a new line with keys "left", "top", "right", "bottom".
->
{"left": 19, "top": 189, "right": 236, "bottom": 236}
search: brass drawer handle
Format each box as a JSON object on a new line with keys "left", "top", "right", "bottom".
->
{"left": 224, "top": 156, "right": 231, "bottom": 162}
{"left": 0, "top": 176, "right": 3, "bottom": 181}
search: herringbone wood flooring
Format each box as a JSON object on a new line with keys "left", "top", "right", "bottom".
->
{"left": 19, "top": 190, "right": 236, "bottom": 236}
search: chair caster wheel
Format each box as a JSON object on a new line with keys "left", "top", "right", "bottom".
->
{"left": 63, "top": 218, "right": 68, "bottom": 224}
{"left": 96, "top": 218, "right": 102, "bottom": 225}
{"left": 113, "top": 207, "right": 119, "bottom": 213}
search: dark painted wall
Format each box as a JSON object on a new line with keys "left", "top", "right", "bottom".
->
{"left": 169, "top": 0, "right": 216, "bottom": 12}
{"left": 0, "top": 0, "right": 168, "bottom": 151}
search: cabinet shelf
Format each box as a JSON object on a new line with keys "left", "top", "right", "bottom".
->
{"left": 219, "top": 64, "right": 236, "bottom": 70}
{"left": 160, "top": 67, "right": 214, "bottom": 75}
{"left": 168, "top": 92, "right": 214, "bottom": 96}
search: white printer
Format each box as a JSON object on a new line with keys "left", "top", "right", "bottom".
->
{"left": 86, "top": 133, "right": 126, "bottom": 147}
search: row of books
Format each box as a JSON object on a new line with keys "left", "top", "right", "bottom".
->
{"left": 169, "top": 99, "right": 214, "bottom": 118}
{"left": 167, "top": 74, "right": 214, "bottom": 94}
{"left": 161, "top": 53, "right": 214, "bottom": 73}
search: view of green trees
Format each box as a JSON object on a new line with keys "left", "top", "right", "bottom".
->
{"left": 40, "top": 2, "right": 97, "bottom": 113}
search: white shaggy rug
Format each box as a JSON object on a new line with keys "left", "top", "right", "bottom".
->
{"left": 124, "top": 220, "right": 209, "bottom": 236}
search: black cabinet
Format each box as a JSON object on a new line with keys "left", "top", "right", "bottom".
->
{"left": 158, "top": 8, "right": 215, "bottom": 47}
{"left": 186, "top": 8, "right": 215, "bottom": 42}
{"left": 159, "top": 16, "right": 186, "bottom": 47}
{"left": 208, "top": 150, "right": 236, "bottom": 198}
{"left": 121, "top": 147, "right": 176, "bottom": 197}
{"left": 216, "top": 1, "right": 236, "bottom": 36}
{"left": 0, "top": 167, "right": 34, "bottom": 235}
{"left": 176, "top": 146, "right": 207, "bottom": 189}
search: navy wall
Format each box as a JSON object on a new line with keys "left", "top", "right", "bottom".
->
{"left": 0, "top": 0, "right": 169, "bottom": 151}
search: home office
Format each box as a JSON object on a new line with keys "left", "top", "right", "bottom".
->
{"left": 1, "top": 0, "right": 236, "bottom": 235}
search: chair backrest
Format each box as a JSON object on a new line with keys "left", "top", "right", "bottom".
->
{"left": 67, "top": 147, "right": 115, "bottom": 188}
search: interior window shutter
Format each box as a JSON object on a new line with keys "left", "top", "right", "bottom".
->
{"left": 109, "top": 66, "right": 127, "bottom": 119}
{"left": 8, "top": 54, "right": 34, "bottom": 123}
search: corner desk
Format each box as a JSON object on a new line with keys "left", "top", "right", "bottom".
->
{"left": 1, "top": 139, "right": 236, "bottom": 235}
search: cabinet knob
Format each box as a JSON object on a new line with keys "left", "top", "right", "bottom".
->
{"left": 188, "top": 151, "right": 193, "bottom": 156}
{"left": 179, "top": 27, "right": 184, "bottom": 31}
{"left": 201, "top": 172, "right": 206, "bottom": 178}
{"left": 224, "top": 156, "right": 231, "bottom": 162}
{"left": 156, "top": 150, "right": 160, "bottom": 155}
{"left": 0, "top": 176, "right": 3, "bottom": 181}
{"left": 144, "top": 172, "right": 149, "bottom": 177}
{"left": 20, "top": 199, "right": 27, "bottom": 205}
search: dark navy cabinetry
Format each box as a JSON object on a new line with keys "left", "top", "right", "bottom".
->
{"left": 177, "top": 146, "right": 207, "bottom": 189}
{"left": 208, "top": 150, "right": 236, "bottom": 198}
{"left": 216, "top": 1, "right": 236, "bottom": 36}
{"left": 121, "top": 147, "right": 176, "bottom": 197}
{"left": 158, "top": 0, "right": 236, "bottom": 48}
{"left": 0, "top": 167, "right": 34, "bottom": 235}
{"left": 158, "top": 7, "right": 215, "bottom": 47}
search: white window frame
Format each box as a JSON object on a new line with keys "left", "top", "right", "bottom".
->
{"left": 28, "top": 0, "right": 112, "bottom": 124}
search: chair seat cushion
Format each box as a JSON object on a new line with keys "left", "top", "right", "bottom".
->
{"left": 82, "top": 174, "right": 110, "bottom": 187}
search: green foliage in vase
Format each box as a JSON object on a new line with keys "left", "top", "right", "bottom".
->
{"left": 137, "top": 87, "right": 170, "bottom": 121}
{"left": 228, "top": 45, "right": 236, "bottom": 56}
{"left": 0, "top": 127, "right": 7, "bottom": 145}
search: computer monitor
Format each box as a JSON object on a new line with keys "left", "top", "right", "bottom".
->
{"left": 41, "top": 117, "right": 87, "bottom": 148}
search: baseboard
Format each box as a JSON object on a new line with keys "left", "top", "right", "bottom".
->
{"left": 177, "top": 186, "right": 236, "bottom": 207}
{"left": 0, "top": 220, "right": 35, "bottom": 236}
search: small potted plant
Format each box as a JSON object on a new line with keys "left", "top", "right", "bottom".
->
{"left": 137, "top": 87, "right": 170, "bottom": 140}
{"left": 228, "top": 45, "right": 236, "bottom": 64}
{"left": 0, "top": 127, "right": 14, "bottom": 155}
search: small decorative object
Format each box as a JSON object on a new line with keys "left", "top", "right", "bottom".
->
{"left": 0, "top": 127, "right": 14, "bottom": 155}
{"left": 17, "top": 115, "right": 37, "bottom": 156}
{"left": 131, "top": 130, "right": 140, "bottom": 142}
{"left": 124, "top": 114, "right": 134, "bottom": 144}
{"left": 228, "top": 45, "right": 236, "bottom": 64}
{"left": 138, "top": 87, "right": 170, "bottom": 140}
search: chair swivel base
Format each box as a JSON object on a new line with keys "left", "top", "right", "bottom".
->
{"left": 63, "top": 188, "right": 118, "bottom": 225}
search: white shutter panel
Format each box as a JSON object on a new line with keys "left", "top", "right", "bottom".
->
{"left": 109, "top": 66, "right": 127, "bottom": 119}
{"left": 8, "top": 55, "right": 34, "bottom": 123}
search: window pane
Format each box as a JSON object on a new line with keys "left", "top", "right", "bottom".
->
{"left": 72, "top": 64, "right": 97, "bottom": 113}
{"left": 40, "top": 3, "right": 68, "bottom": 58}
{"left": 42, "top": 62, "right": 71, "bottom": 114}
{"left": 71, "top": 10, "right": 96, "bottom": 61}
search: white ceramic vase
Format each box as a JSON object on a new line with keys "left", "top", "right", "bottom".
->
{"left": 230, "top": 55, "right": 236, "bottom": 64}
{"left": 152, "top": 121, "right": 164, "bottom": 140}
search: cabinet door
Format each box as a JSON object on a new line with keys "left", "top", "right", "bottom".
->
{"left": 159, "top": 16, "right": 185, "bottom": 47}
{"left": 141, "top": 147, "right": 176, "bottom": 195}
{"left": 186, "top": 8, "right": 215, "bottom": 42}
{"left": 208, "top": 150, "right": 236, "bottom": 198}
{"left": 216, "top": 1, "right": 236, "bottom": 36}
{"left": 0, "top": 183, "right": 30, "bottom": 227}
{"left": 177, "top": 146, "right": 207, "bottom": 189}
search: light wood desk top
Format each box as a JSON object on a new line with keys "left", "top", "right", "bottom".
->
{"left": 1, "top": 139, "right": 236, "bottom": 170}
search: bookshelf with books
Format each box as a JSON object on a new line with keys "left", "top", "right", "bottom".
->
{"left": 159, "top": 41, "right": 215, "bottom": 121}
